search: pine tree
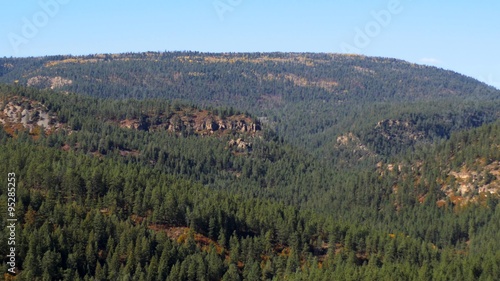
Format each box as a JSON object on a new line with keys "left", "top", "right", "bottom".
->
{"left": 207, "top": 246, "right": 224, "bottom": 281}
{"left": 222, "top": 263, "right": 241, "bottom": 281}
{"left": 242, "top": 260, "right": 261, "bottom": 281}
{"left": 229, "top": 232, "right": 240, "bottom": 264}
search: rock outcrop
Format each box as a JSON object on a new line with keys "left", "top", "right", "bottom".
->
{"left": 0, "top": 96, "right": 62, "bottom": 135}
{"left": 117, "top": 109, "right": 261, "bottom": 137}
{"left": 27, "top": 76, "right": 73, "bottom": 90}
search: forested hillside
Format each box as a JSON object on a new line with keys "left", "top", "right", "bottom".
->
{"left": 0, "top": 81, "right": 499, "bottom": 280}
{"left": 2, "top": 52, "right": 499, "bottom": 157}
{"left": 1, "top": 52, "right": 500, "bottom": 280}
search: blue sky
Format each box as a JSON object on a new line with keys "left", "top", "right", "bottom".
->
{"left": 1, "top": 0, "right": 499, "bottom": 88}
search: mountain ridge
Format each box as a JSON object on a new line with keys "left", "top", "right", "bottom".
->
{"left": 2, "top": 52, "right": 499, "bottom": 158}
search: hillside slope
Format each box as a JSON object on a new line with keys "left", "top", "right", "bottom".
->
{"left": 1, "top": 52, "right": 500, "bottom": 279}
{"left": 0, "top": 83, "right": 500, "bottom": 279}
{"left": 2, "top": 52, "right": 499, "bottom": 157}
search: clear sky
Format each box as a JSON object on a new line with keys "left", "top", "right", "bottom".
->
{"left": 1, "top": 0, "right": 499, "bottom": 88}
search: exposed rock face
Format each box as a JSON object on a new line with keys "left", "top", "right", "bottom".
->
{"left": 376, "top": 119, "right": 411, "bottom": 128}
{"left": 379, "top": 159, "right": 500, "bottom": 208}
{"left": 205, "top": 120, "right": 219, "bottom": 131}
{"left": 120, "top": 119, "right": 141, "bottom": 130}
{"left": 27, "top": 76, "right": 73, "bottom": 89}
{"left": 335, "top": 132, "right": 372, "bottom": 153}
{"left": 117, "top": 110, "right": 261, "bottom": 137}
{"left": 228, "top": 138, "right": 252, "bottom": 150}
{"left": 443, "top": 162, "right": 500, "bottom": 205}
{"left": 374, "top": 119, "right": 424, "bottom": 141}
{"left": 0, "top": 97, "right": 62, "bottom": 134}
{"left": 168, "top": 117, "right": 260, "bottom": 135}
